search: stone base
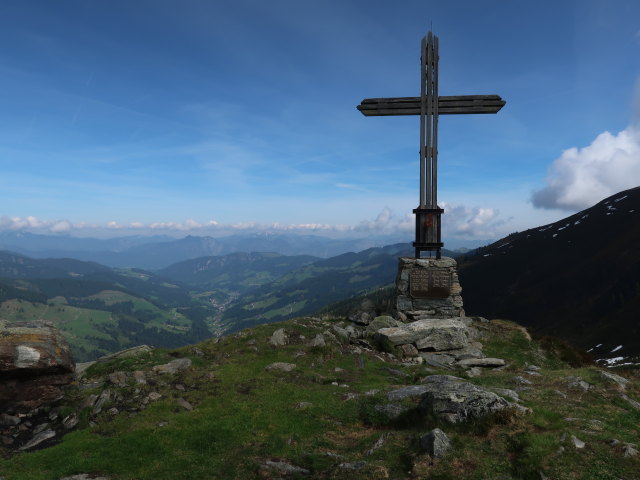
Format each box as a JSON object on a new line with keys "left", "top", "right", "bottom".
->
{"left": 395, "top": 257, "right": 464, "bottom": 318}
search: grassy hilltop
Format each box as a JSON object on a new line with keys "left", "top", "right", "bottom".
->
{"left": 1, "top": 316, "right": 639, "bottom": 480}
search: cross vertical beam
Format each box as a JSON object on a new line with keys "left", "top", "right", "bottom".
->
{"left": 414, "top": 32, "right": 443, "bottom": 258}
{"left": 419, "top": 36, "right": 426, "bottom": 209}
{"left": 432, "top": 34, "right": 439, "bottom": 208}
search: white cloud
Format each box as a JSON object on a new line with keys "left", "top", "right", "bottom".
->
{"left": 268, "top": 222, "right": 339, "bottom": 231}
{"left": 442, "top": 204, "right": 507, "bottom": 239}
{"left": 0, "top": 216, "right": 42, "bottom": 230}
{"left": 355, "top": 206, "right": 393, "bottom": 231}
{"left": 335, "top": 183, "right": 366, "bottom": 191}
{"left": 532, "top": 125, "right": 640, "bottom": 210}
{"left": 352, "top": 205, "right": 508, "bottom": 241}
{"left": 396, "top": 213, "right": 414, "bottom": 232}
{"left": 0, "top": 205, "right": 508, "bottom": 242}
{"left": 148, "top": 220, "right": 202, "bottom": 231}
{"left": 0, "top": 216, "right": 74, "bottom": 233}
{"left": 389, "top": 205, "right": 507, "bottom": 240}
{"left": 49, "top": 220, "right": 71, "bottom": 233}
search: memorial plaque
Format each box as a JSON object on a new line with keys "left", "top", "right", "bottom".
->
{"left": 410, "top": 269, "right": 451, "bottom": 298}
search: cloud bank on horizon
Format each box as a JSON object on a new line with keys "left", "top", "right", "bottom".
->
{"left": 0, "top": 204, "right": 505, "bottom": 243}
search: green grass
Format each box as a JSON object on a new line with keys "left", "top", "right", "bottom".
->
{"left": 1, "top": 317, "right": 639, "bottom": 480}
{"left": 349, "top": 275, "right": 372, "bottom": 284}
{"left": 87, "top": 290, "right": 191, "bottom": 330}
{"left": 243, "top": 296, "right": 278, "bottom": 310}
{"left": 239, "top": 270, "right": 276, "bottom": 286}
{"left": 262, "top": 300, "right": 307, "bottom": 319}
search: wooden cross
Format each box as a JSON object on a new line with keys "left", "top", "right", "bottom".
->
{"left": 357, "top": 32, "right": 505, "bottom": 259}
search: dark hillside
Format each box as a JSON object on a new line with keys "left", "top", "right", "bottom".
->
{"left": 0, "top": 251, "right": 111, "bottom": 279}
{"left": 459, "top": 186, "right": 640, "bottom": 357}
{"left": 218, "top": 244, "right": 422, "bottom": 332}
{"left": 0, "top": 252, "right": 195, "bottom": 308}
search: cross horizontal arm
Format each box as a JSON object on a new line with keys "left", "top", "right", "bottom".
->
{"left": 357, "top": 95, "right": 505, "bottom": 116}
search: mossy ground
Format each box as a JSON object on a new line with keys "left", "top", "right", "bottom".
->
{"left": 1, "top": 317, "right": 638, "bottom": 480}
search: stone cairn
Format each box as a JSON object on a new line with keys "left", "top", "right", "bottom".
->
{"left": 395, "top": 257, "right": 463, "bottom": 320}
{"left": 351, "top": 256, "right": 503, "bottom": 371}
{"left": 392, "top": 256, "right": 471, "bottom": 364}
{"left": 342, "top": 255, "right": 517, "bottom": 451}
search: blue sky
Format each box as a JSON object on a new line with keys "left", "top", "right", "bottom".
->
{"left": 1, "top": 0, "right": 639, "bottom": 246}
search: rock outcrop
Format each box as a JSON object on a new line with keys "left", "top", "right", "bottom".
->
{"left": 375, "top": 318, "right": 472, "bottom": 351}
{"left": 152, "top": 358, "right": 192, "bottom": 375}
{"left": 420, "top": 428, "right": 451, "bottom": 457}
{"left": 369, "top": 315, "right": 492, "bottom": 372}
{"left": 0, "top": 321, "right": 76, "bottom": 451}
{"left": 0, "top": 320, "right": 75, "bottom": 410}
{"left": 382, "top": 374, "right": 525, "bottom": 425}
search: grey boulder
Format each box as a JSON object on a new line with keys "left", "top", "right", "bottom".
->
{"left": 366, "top": 316, "right": 401, "bottom": 334}
{"left": 18, "top": 429, "right": 56, "bottom": 451}
{"left": 331, "top": 325, "right": 351, "bottom": 342}
{"left": 309, "top": 334, "right": 326, "bottom": 347}
{"left": 387, "top": 385, "right": 430, "bottom": 401}
{"left": 270, "top": 328, "right": 288, "bottom": 346}
{"left": 95, "top": 345, "right": 153, "bottom": 363}
{"left": 457, "top": 358, "right": 505, "bottom": 368}
{"left": 265, "top": 362, "right": 296, "bottom": 372}
{"left": 375, "top": 318, "right": 470, "bottom": 351}
{"left": 565, "top": 376, "right": 591, "bottom": 392}
{"left": 600, "top": 371, "right": 629, "bottom": 390}
{"left": 373, "top": 403, "right": 412, "bottom": 421}
{"left": 420, "top": 428, "right": 451, "bottom": 457}
{"left": 265, "top": 460, "right": 309, "bottom": 475}
{"left": 153, "top": 358, "right": 192, "bottom": 375}
{"left": 418, "top": 375, "right": 512, "bottom": 423}
{"left": 420, "top": 353, "right": 456, "bottom": 369}
{"left": 621, "top": 394, "right": 640, "bottom": 410}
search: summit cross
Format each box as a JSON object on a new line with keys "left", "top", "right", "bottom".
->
{"left": 357, "top": 32, "right": 506, "bottom": 259}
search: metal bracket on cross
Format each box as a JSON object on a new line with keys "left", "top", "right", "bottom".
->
{"left": 357, "top": 32, "right": 505, "bottom": 259}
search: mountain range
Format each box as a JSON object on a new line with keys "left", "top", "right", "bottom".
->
{"left": 0, "top": 232, "right": 413, "bottom": 269}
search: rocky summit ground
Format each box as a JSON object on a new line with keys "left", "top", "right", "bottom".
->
{"left": 0, "top": 315, "right": 639, "bottom": 480}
